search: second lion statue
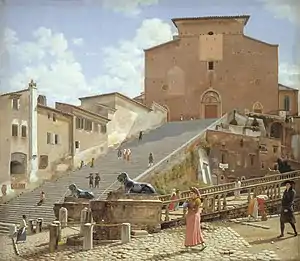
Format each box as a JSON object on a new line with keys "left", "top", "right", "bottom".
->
{"left": 117, "top": 172, "right": 156, "bottom": 194}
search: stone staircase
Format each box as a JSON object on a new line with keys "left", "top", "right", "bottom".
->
{"left": 0, "top": 119, "right": 216, "bottom": 234}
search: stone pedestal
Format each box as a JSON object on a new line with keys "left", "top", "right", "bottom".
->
{"left": 49, "top": 224, "right": 59, "bottom": 253}
{"left": 90, "top": 193, "right": 162, "bottom": 240}
{"left": 52, "top": 221, "right": 61, "bottom": 242}
{"left": 53, "top": 200, "right": 90, "bottom": 222}
{"left": 83, "top": 223, "right": 93, "bottom": 250}
{"left": 59, "top": 207, "right": 68, "bottom": 228}
{"left": 121, "top": 223, "right": 131, "bottom": 244}
{"left": 28, "top": 220, "right": 35, "bottom": 234}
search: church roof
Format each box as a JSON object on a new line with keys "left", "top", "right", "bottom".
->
{"left": 172, "top": 15, "right": 250, "bottom": 27}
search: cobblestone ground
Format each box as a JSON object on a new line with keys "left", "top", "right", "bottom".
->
{"left": 0, "top": 225, "right": 281, "bottom": 261}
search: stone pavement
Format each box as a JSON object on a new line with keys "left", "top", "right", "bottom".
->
{"left": 0, "top": 224, "right": 281, "bottom": 261}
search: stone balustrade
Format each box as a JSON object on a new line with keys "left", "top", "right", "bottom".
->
{"left": 161, "top": 175, "right": 300, "bottom": 223}
{"left": 159, "top": 170, "right": 300, "bottom": 201}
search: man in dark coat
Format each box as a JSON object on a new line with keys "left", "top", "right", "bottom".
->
{"left": 278, "top": 180, "right": 297, "bottom": 237}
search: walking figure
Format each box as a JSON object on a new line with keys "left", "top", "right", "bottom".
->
{"left": 139, "top": 131, "right": 143, "bottom": 141}
{"left": 94, "top": 173, "right": 101, "bottom": 188}
{"left": 37, "top": 191, "right": 45, "bottom": 206}
{"left": 90, "top": 158, "right": 94, "bottom": 168}
{"left": 148, "top": 152, "right": 154, "bottom": 167}
{"left": 86, "top": 173, "right": 94, "bottom": 188}
{"left": 123, "top": 149, "right": 127, "bottom": 160}
{"left": 126, "top": 148, "right": 132, "bottom": 162}
{"left": 15, "top": 215, "right": 27, "bottom": 244}
{"left": 117, "top": 149, "right": 122, "bottom": 160}
{"left": 79, "top": 160, "right": 84, "bottom": 169}
{"left": 278, "top": 180, "right": 298, "bottom": 238}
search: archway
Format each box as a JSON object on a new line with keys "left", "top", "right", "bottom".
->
{"left": 270, "top": 122, "right": 283, "bottom": 139}
{"left": 201, "top": 90, "right": 221, "bottom": 119}
{"left": 252, "top": 102, "right": 263, "bottom": 113}
{"left": 10, "top": 152, "right": 27, "bottom": 175}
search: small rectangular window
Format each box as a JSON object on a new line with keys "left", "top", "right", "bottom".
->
{"left": 47, "top": 113, "right": 51, "bottom": 119}
{"left": 250, "top": 154, "right": 255, "bottom": 166}
{"left": 208, "top": 61, "right": 214, "bottom": 71}
{"left": 12, "top": 98, "right": 20, "bottom": 110}
{"left": 12, "top": 124, "right": 18, "bottom": 137}
{"left": 53, "top": 113, "right": 56, "bottom": 122}
{"left": 47, "top": 132, "right": 51, "bottom": 144}
{"left": 273, "top": 146, "right": 278, "bottom": 153}
{"left": 101, "top": 124, "right": 107, "bottom": 134}
{"left": 94, "top": 122, "right": 99, "bottom": 132}
{"left": 21, "top": 125, "right": 27, "bottom": 138}
{"left": 75, "top": 141, "right": 80, "bottom": 149}
{"left": 54, "top": 134, "right": 59, "bottom": 144}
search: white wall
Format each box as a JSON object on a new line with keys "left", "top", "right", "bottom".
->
{"left": 197, "top": 147, "right": 213, "bottom": 185}
{"left": 107, "top": 98, "right": 167, "bottom": 147}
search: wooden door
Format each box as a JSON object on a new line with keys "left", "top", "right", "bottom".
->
{"left": 204, "top": 104, "right": 218, "bottom": 118}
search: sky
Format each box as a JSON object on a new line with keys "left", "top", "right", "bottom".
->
{"left": 0, "top": 0, "right": 299, "bottom": 106}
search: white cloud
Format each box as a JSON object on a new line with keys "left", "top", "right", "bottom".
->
{"left": 4, "top": 18, "right": 174, "bottom": 103}
{"left": 102, "top": 0, "right": 159, "bottom": 16}
{"left": 258, "top": 0, "right": 300, "bottom": 24}
{"left": 279, "top": 63, "right": 300, "bottom": 88}
{"left": 72, "top": 38, "right": 84, "bottom": 46}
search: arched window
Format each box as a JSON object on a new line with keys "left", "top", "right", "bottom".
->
{"left": 208, "top": 31, "right": 214, "bottom": 35}
{"left": 284, "top": 95, "right": 290, "bottom": 111}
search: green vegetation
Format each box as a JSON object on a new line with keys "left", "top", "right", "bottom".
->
{"left": 150, "top": 150, "right": 205, "bottom": 195}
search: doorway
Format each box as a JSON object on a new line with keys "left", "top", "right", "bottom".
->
{"left": 10, "top": 152, "right": 27, "bottom": 175}
{"left": 201, "top": 90, "right": 221, "bottom": 119}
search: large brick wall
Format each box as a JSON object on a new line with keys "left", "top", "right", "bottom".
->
{"left": 144, "top": 16, "right": 278, "bottom": 121}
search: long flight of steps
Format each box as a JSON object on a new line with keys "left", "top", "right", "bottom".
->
{"left": 0, "top": 119, "right": 216, "bottom": 234}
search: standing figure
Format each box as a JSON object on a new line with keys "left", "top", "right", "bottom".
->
{"left": 148, "top": 152, "right": 154, "bottom": 167}
{"left": 139, "top": 131, "right": 143, "bottom": 141}
{"left": 174, "top": 189, "right": 181, "bottom": 211}
{"left": 117, "top": 149, "right": 122, "bottom": 160}
{"left": 126, "top": 148, "right": 132, "bottom": 162}
{"left": 90, "top": 158, "right": 94, "bottom": 168}
{"left": 94, "top": 173, "right": 101, "bottom": 188}
{"left": 37, "top": 191, "right": 45, "bottom": 206}
{"left": 168, "top": 189, "right": 177, "bottom": 211}
{"left": 79, "top": 160, "right": 84, "bottom": 169}
{"left": 183, "top": 187, "right": 206, "bottom": 249}
{"left": 278, "top": 180, "right": 298, "bottom": 238}
{"left": 86, "top": 173, "right": 94, "bottom": 188}
{"left": 123, "top": 148, "right": 127, "bottom": 160}
{"left": 234, "top": 178, "right": 241, "bottom": 199}
{"left": 16, "top": 215, "right": 27, "bottom": 243}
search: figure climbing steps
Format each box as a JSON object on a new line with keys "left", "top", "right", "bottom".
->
{"left": 0, "top": 119, "right": 217, "bottom": 229}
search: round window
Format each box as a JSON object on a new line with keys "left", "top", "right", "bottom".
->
{"left": 208, "top": 31, "right": 214, "bottom": 35}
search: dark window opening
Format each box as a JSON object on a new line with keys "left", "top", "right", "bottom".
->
{"left": 54, "top": 134, "right": 59, "bottom": 144}
{"left": 12, "top": 98, "right": 19, "bottom": 110}
{"left": 101, "top": 124, "right": 107, "bottom": 134}
{"left": 47, "top": 132, "right": 51, "bottom": 144}
{"left": 12, "top": 124, "right": 18, "bottom": 137}
{"left": 249, "top": 155, "right": 255, "bottom": 166}
{"left": 53, "top": 113, "right": 57, "bottom": 122}
{"left": 75, "top": 141, "right": 80, "bottom": 149}
{"left": 208, "top": 31, "right": 214, "bottom": 35}
{"left": 21, "top": 125, "right": 27, "bottom": 138}
{"left": 208, "top": 61, "right": 214, "bottom": 70}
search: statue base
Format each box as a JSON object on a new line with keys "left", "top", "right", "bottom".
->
{"left": 53, "top": 197, "right": 90, "bottom": 221}
{"left": 90, "top": 191, "right": 162, "bottom": 240}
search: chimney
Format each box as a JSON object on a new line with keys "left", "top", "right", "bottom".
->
{"left": 37, "top": 95, "right": 47, "bottom": 106}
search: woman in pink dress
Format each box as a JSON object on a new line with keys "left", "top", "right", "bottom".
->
{"left": 183, "top": 187, "right": 206, "bottom": 249}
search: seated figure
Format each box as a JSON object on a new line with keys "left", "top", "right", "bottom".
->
{"left": 117, "top": 172, "right": 156, "bottom": 194}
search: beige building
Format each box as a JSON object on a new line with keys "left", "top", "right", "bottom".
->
{"left": 79, "top": 92, "right": 168, "bottom": 146}
{"left": 55, "top": 102, "right": 110, "bottom": 166}
{"left": 0, "top": 81, "right": 110, "bottom": 195}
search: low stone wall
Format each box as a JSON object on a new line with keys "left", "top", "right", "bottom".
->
{"left": 53, "top": 200, "right": 90, "bottom": 222}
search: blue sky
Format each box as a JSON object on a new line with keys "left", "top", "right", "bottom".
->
{"left": 0, "top": 0, "right": 299, "bottom": 105}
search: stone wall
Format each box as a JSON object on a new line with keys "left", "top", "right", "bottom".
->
{"left": 145, "top": 150, "right": 200, "bottom": 194}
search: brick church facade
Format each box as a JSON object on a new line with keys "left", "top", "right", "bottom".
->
{"left": 142, "top": 15, "right": 298, "bottom": 121}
